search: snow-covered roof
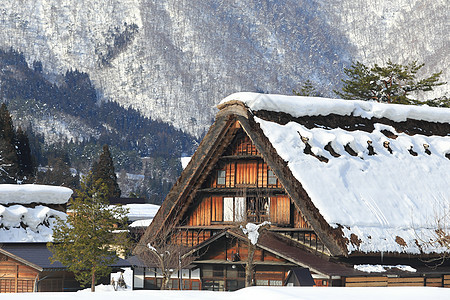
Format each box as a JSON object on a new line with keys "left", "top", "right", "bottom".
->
{"left": 118, "top": 203, "right": 160, "bottom": 222}
{"left": 129, "top": 219, "right": 153, "bottom": 227}
{"left": 0, "top": 184, "right": 73, "bottom": 205}
{"left": 0, "top": 205, "right": 66, "bottom": 242}
{"left": 221, "top": 93, "right": 450, "bottom": 255}
{"left": 220, "top": 92, "right": 450, "bottom": 123}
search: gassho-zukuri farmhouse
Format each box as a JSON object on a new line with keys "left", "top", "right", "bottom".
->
{"left": 135, "top": 92, "right": 450, "bottom": 290}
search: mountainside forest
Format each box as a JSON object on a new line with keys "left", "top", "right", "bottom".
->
{"left": 0, "top": 0, "right": 447, "bottom": 202}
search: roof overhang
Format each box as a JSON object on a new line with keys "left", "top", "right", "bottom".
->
{"left": 0, "top": 248, "right": 43, "bottom": 272}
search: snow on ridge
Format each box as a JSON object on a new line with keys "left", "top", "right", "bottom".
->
{"left": 0, "top": 205, "right": 67, "bottom": 243}
{"left": 220, "top": 92, "right": 450, "bottom": 124}
{"left": 0, "top": 184, "right": 73, "bottom": 205}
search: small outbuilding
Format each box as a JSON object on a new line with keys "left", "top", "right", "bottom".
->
{"left": 285, "top": 268, "right": 315, "bottom": 287}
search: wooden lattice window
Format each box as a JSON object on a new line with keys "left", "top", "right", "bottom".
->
{"left": 17, "top": 280, "right": 34, "bottom": 293}
{"left": 217, "top": 170, "right": 226, "bottom": 185}
{"left": 0, "top": 279, "right": 14, "bottom": 293}
{"left": 267, "top": 170, "right": 277, "bottom": 185}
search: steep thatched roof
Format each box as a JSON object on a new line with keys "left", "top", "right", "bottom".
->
{"left": 221, "top": 93, "right": 450, "bottom": 256}
{"left": 139, "top": 93, "right": 450, "bottom": 258}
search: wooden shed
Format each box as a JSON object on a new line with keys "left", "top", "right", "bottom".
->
{"left": 0, "top": 243, "right": 131, "bottom": 292}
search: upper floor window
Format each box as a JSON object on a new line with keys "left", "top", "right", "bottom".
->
{"left": 217, "top": 170, "right": 226, "bottom": 185}
{"left": 268, "top": 170, "right": 277, "bottom": 185}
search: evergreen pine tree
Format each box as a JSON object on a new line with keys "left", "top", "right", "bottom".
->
{"left": 91, "top": 145, "right": 121, "bottom": 200}
{"left": 0, "top": 103, "right": 18, "bottom": 183}
{"left": 335, "top": 60, "right": 447, "bottom": 105}
{"left": 293, "top": 80, "right": 322, "bottom": 97}
{"left": 48, "top": 173, "right": 129, "bottom": 292}
{"left": 15, "top": 126, "right": 36, "bottom": 182}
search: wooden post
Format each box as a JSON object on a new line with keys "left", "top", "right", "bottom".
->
{"left": 15, "top": 265, "right": 18, "bottom": 293}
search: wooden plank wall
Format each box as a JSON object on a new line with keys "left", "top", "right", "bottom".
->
{"left": 211, "top": 161, "right": 283, "bottom": 189}
{"left": 345, "top": 277, "right": 388, "bottom": 287}
{"left": 345, "top": 276, "right": 428, "bottom": 287}
{"left": 211, "top": 196, "right": 223, "bottom": 222}
{"left": 204, "top": 238, "right": 286, "bottom": 263}
{"left": 254, "top": 269, "right": 286, "bottom": 283}
{"left": 444, "top": 275, "right": 450, "bottom": 288}
{"left": 188, "top": 195, "right": 294, "bottom": 226}
{"left": 231, "top": 134, "right": 259, "bottom": 156}
{"left": 174, "top": 230, "right": 212, "bottom": 247}
{"left": 0, "top": 254, "right": 38, "bottom": 293}
{"left": 387, "top": 277, "right": 424, "bottom": 286}
{"left": 188, "top": 196, "right": 212, "bottom": 226}
{"left": 235, "top": 161, "right": 258, "bottom": 186}
{"left": 270, "top": 196, "right": 290, "bottom": 225}
{"left": 294, "top": 210, "right": 310, "bottom": 229}
{"left": 425, "top": 277, "right": 442, "bottom": 287}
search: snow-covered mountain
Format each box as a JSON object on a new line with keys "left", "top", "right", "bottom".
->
{"left": 0, "top": 0, "right": 447, "bottom": 137}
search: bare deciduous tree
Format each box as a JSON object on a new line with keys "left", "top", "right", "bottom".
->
{"left": 135, "top": 226, "right": 197, "bottom": 290}
{"left": 418, "top": 207, "right": 450, "bottom": 266}
{"left": 240, "top": 221, "right": 270, "bottom": 287}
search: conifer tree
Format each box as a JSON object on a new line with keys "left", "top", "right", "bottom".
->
{"left": 0, "top": 103, "right": 18, "bottom": 183}
{"left": 91, "top": 145, "right": 121, "bottom": 200}
{"left": 37, "top": 156, "right": 79, "bottom": 190}
{"left": 15, "top": 127, "right": 36, "bottom": 182}
{"left": 293, "top": 80, "right": 322, "bottom": 97}
{"left": 335, "top": 60, "right": 447, "bottom": 106}
{"left": 48, "top": 173, "right": 129, "bottom": 292}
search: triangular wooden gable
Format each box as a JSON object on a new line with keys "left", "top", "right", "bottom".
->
{"left": 138, "top": 102, "right": 347, "bottom": 257}
{"left": 0, "top": 248, "right": 43, "bottom": 272}
{"left": 182, "top": 122, "right": 310, "bottom": 229}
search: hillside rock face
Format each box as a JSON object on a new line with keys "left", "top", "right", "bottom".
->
{"left": 0, "top": 0, "right": 447, "bottom": 137}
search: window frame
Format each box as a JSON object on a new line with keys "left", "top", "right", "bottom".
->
{"left": 268, "top": 169, "right": 277, "bottom": 185}
{"left": 217, "top": 170, "right": 226, "bottom": 185}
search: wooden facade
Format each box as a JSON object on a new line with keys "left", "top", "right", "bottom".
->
{"left": 0, "top": 251, "right": 82, "bottom": 293}
{"left": 0, "top": 253, "right": 38, "bottom": 293}
{"left": 344, "top": 275, "right": 450, "bottom": 287}
{"left": 184, "top": 125, "right": 311, "bottom": 233}
{"left": 151, "top": 122, "right": 332, "bottom": 290}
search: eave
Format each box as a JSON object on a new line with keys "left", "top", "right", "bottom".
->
{"left": 0, "top": 248, "right": 43, "bottom": 272}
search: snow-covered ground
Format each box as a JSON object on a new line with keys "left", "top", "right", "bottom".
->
{"left": 1, "top": 287, "right": 449, "bottom": 300}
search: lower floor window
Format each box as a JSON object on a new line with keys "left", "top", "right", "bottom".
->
{"left": 203, "top": 280, "right": 224, "bottom": 291}
{"left": 256, "top": 279, "right": 283, "bottom": 286}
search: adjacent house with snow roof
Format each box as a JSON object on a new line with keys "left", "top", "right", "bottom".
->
{"left": 0, "top": 184, "right": 130, "bottom": 292}
{"left": 138, "top": 93, "right": 450, "bottom": 290}
{"left": 0, "top": 184, "right": 72, "bottom": 244}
